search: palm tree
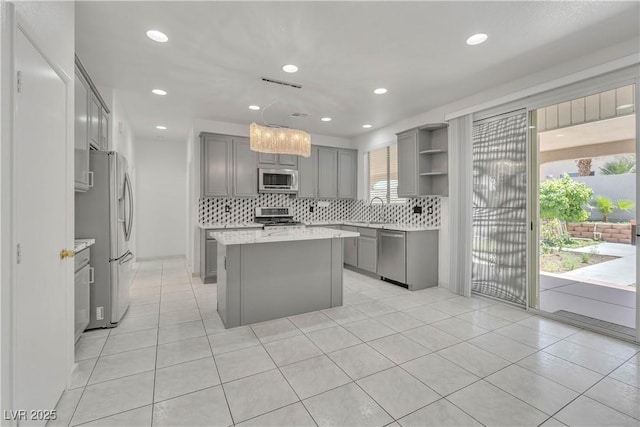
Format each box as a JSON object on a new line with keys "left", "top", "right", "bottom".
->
{"left": 600, "top": 156, "right": 636, "bottom": 175}
{"left": 576, "top": 158, "right": 593, "bottom": 176}
{"left": 589, "top": 196, "right": 635, "bottom": 222}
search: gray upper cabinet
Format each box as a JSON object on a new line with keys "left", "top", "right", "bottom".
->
{"left": 258, "top": 153, "right": 277, "bottom": 165}
{"left": 397, "top": 130, "right": 418, "bottom": 197}
{"left": 317, "top": 148, "right": 338, "bottom": 199}
{"left": 299, "top": 146, "right": 357, "bottom": 199}
{"left": 74, "top": 71, "right": 90, "bottom": 192}
{"left": 397, "top": 124, "right": 448, "bottom": 196}
{"left": 338, "top": 150, "right": 357, "bottom": 199}
{"left": 258, "top": 152, "right": 298, "bottom": 169}
{"left": 89, "top": 95, "right": 101, "bottom": 150}
{"left": 100, "top": 109, "right": 109, "bottom": 151}
{"left": 298, "top": 146, "right": 318, "bottom": 198}
{"left": 201, "top": 133, "right": 258, "bottom": 197}
{"left": 201, "top": 134, "right": 232, "bottom": 197}
{"left": 232, "top": 137, "right": 257, "bottom": 197}
{"left": 278, "top": 154, "right": 298, "bottom": 167}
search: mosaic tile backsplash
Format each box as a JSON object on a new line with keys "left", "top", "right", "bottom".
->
{"left": 199, "top": 194, "right": 441, "bottom": 227}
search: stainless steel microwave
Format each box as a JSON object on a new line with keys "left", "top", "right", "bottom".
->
{"left": 258, "top": 168, "right": 299, "bottom": 193}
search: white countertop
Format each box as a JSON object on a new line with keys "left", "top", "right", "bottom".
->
{"left": 211, "top": 227, "right": 360, "bottom": 245}
{"left": 306, "top": 220, "right": 439, "bottom": 232}
{"left": 74, "top": 238, "right": 95, "bottom": 253}
{"left": 199, "top": 221, "right": 438, "bottom": 232}
{"left": 198, "top": 222, "right": 264, "bottom": 230}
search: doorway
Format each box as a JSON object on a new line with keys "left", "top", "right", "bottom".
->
{"left": 530, "top": 85, "right": 637, "bottom": 339}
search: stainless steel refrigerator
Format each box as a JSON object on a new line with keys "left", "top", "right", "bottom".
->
{"left": 75, "top": 151, "right": 134, "bottom": 329}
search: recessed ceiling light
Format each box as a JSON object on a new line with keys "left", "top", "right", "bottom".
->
{"left": 321, "top": 117, "right": 332, "bottom": 122}
{"left": 616, "top": 104, "right": 634, "bottom": 110}
{"left": 362, "top": 124, "right": 372, "bottom": 129}
{"left": 466, "top": 33, "right": 488, "bottom": 46}
{"left": 282, "top": 64, "right": 298, "bottom": 73}
{"left": 373, "top": 88, "right": 388, "bottom": 95}
{"left": 146, "top": 30, "right": 168, "bottom": 43}
{"left": 156, "top": 125, "right": 167, "bottom": 130}
{"left": 249, "top": 105, "right": 260, "bottom": 110}
{"left": 555, "top": 133, "right": 564, "bottom": 137}
{"left": 152, "top": 89, "right": 167, "bottom": 96}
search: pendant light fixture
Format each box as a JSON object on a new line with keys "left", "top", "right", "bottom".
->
{"left": 249, "top": 100, "right": 311, "bottom": 157}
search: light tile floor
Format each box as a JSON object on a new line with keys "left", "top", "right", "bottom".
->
{"left": 50, "top": 258, "right": 640, "bottom": 427}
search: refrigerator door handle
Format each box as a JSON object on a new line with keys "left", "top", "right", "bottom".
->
{"left": 124, "top": 172, "right": 133, "bottom": 242}
{"left": 119, "top": 251, "right": 134, "bottom": 265}
{"left": 110, "top": 250, "right": 131, "bottom": 263}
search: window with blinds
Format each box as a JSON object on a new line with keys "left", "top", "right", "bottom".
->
{"left": 368, "top": 143, "right": 404, "bottom": 204}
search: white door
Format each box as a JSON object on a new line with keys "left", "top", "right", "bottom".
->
{"left": 14, "top": 27, "right": 68, "bottom": 424}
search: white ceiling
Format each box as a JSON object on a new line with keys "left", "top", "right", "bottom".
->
{"left": 539, "top": 114, "right": 636, "bottom": 152}
{"left": 75, "top": 1, "right": 640, "bottom": 143}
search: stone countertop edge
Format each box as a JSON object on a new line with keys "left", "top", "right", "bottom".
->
{"left": 211, "top": 228, "right": 360, "bottom": 245}
{"left": 74, "top": 238, "right": 96, "bottom": 253}
{"left": 198, "top": 221, "right": 439, "bottom": 232}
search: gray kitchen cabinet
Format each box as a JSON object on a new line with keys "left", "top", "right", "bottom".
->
{"left": 278, "top": 154, "right": 298, "bottom": 167}
{"left": 338, "top": 149, "right": 357, "bottom": 199}
{"left": 89, "top": 94, "right": 101, "bottom": 150}
{"left": 357, "top": 227, "right": 377, "bottom": 272}
{"left": 397, "top": 124, "right": 448, "bottom": 196}
{"left": 233, "top": 137, "right": 258, "bottom": 197}
{"left": 258, "top": 153, "right": 277, "bottom": 165}
{"left": 201, "top": 133, "right": 258, "bottom": 197}
{"left": 317, "top": 148, "right": 338, "bottom": 198}
{"left": 258, "top": 153, "right": 298, "bottom": 169}
{"left": 74, "top": 247, "right": 92, "bottom": 342}
{"left": 205, "top": 239, "right": 218, "bottom": 282}
{"left": 74, "top": 71, "right": 90, "bottom": 191}
{"left": 201, "top": 133, "right": 232, "bottom": 197}
{"left": 397, "top": 130, "right": 418, "bottom": 197}
{"left": 100, "top": 108, "right": 109, "bottom": 151}
{"left": 342, "top": 225, "right": 358, "bottom": 266}
{"left": 298, "top": 147, "right": 318, "bottom": 198}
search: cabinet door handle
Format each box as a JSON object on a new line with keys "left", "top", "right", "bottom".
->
{"left": 87, "top": 171, "right": 94, "bottom": 188}
{"left": 89, "top": 267, "right": 95, "bottom": 284}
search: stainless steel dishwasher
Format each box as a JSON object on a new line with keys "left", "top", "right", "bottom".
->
{"left": 377, "top": 230, "right": 406, "bottom": 284}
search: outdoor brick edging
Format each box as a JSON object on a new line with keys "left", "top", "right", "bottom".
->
{"left": 566, "top": 222, "right": 632, "bottom": 244}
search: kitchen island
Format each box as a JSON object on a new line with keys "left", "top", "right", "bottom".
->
{"left": 211, "top": 227, "right": 359, "bottom": 328}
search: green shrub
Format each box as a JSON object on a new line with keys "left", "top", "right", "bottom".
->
{"left": 540, "top": 174, "right": 592, "bottom": 223}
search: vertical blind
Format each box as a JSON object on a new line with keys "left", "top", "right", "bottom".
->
{"left": 368, "top": 144, "right": 403, "bottom": 203}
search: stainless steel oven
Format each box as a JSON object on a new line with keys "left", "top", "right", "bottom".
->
{"left": 258, "top": 168, "right": 298, "bottom": 193}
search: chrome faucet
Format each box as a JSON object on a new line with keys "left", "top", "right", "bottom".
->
{"left": 369, "top": 197, "right": 387, "bottom": 222}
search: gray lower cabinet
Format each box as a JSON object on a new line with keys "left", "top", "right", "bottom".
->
{"left": 357, "top": 227, "right": 378, "bottom": 272}
{"left": 357, "top": 236, "right": 377, "bottom": 273}
{"left": 342, "top": 225, "right": 358, "bottom": 266}
{"left": 317, "top": 148, "right": 338, "bottom": 198}
{"left": 74, "top": 71, "right": 90, "bottom": 191}
{"left": 201, "top": 133, "right": 258, "bottom": 197}
{"left": 298, "top": 147, "right": 318, "bottom": 198}
{"left": 201, "top": 227, "right": 254, "bottom": 283}
{"left": 74, "top": 247, "right": 91, "bottom": 342}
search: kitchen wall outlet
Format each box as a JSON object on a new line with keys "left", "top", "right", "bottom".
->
{"left": 96, "top": 306, "right": 104, "bottom": 321}
{"left": 309, "top": 205, "right": 314, "bottom": 213}
{"left": 317, "top": 201, "right": 330, "bottom": 208}
{"left": 413, "top": 206, "right": 423, "bottom": 214}
{"left": 225, "top": 205, "right": 231, "bottom": 213}
{"left": 427, "top": 206, "right": 434, "bottom": 215}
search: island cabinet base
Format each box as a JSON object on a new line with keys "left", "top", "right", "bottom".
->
{"left": 217, "top": 238, "right": 344, "bottom": 328}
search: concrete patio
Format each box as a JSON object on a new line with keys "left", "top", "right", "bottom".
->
{"left": 539, "top": 243, "right": 636, "bottom": 332}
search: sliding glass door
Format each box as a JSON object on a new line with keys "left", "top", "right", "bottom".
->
{"left": 529, "top": 84, "right": 637, "bottom": 339}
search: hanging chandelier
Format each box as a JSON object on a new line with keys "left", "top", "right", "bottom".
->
{"left": 249, "top": 123, "right": 311, "bottom": 157}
